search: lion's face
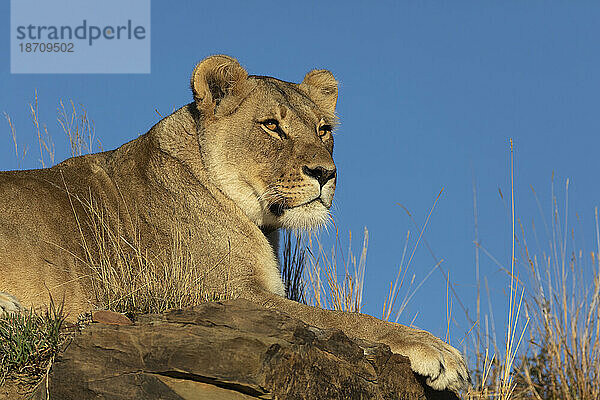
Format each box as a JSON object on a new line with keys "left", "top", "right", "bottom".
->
{"left": 191, "top": 56, "right": 338, "bottom": 231}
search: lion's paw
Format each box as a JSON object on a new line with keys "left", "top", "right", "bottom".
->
{"left": 0, "top": 292, "right": 23, "bottom": 318}
{"left": 392, "top": 330, "right": 470, "bottom": 392}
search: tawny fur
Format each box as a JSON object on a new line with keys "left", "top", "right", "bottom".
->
{"left": 0, "top": 55, "right": 469, "bottom": 392}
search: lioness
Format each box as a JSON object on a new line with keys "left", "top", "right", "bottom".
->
{"left": 0, "top": 55, "right": 468, "bottom": 392}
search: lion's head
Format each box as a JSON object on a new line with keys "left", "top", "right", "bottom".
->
{"left": 191, "top": 55, "right": 337, "bottom": 231}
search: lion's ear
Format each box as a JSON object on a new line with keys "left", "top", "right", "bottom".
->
{"left": 300, "top": 69, "right": 338, "bottom": 114}
{"left": 191, "top": 55, "right": 248, "bottom": 116}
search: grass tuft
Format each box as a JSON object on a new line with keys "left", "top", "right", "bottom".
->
{"left": 0, "top": 298, "right": 68, "bottom": 385}
{"left": 281, "top": 230, "right": 307, "bottom": 303}
{"left": 300, "top": 226, "right": 368, "bottom": 313}
{"left": 76, "top": 195, "right": 232, "bottom": 318}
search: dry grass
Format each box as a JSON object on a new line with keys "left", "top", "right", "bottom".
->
{"left": 464, "top": 145, "right": 599, "bottom": 400}
{"left": 29, "top": 90, "right": 55, "bottom": 168}
{"left": 512, "top": 183, "right": 600, "bottom": 400}
{"left": 383, "top": 188, "right": 444, "bottom": 324}
{"left": 466, "top": 139, "right": 529, "bottom": 400}
{"left": 3, "top": 112, "right": 27, "bottom": 169}
{"left": 57, "top": 99, "right": 100, "bottom": 157}
{"left": 65, "top": 191, "right": 233, "bottom": 318}
{"left": 5, "top": 92, "right": 97, "bottom": 170}
{"left": 301, "top": 226, "right": 368, "bottom": 313}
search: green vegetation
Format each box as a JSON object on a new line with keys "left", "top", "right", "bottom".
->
{"left": 0, "top": 299, "right": 67, "bottom": 385}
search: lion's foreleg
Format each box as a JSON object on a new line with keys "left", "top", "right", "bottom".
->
{"left": 242, "top": 287, "right": 470, "bottom": 392}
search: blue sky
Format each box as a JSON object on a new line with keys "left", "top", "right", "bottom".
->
{"left": 2, "top": 1, "right": 599, "bottom": 358}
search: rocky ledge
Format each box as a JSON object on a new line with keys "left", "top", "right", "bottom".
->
{"left": 32, "top": 299, "right": 459, "bottom": 399}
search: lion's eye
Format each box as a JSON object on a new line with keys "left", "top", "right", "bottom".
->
{"left": 318, "top": 125, "right": 333, "bottom": 137}
{"left": 261, "top": 119, "right": 286, "bottom": 139}
{"left": 262, "top": 120, "right": 279, "bottom": 132}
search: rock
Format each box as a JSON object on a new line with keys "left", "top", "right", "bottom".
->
{"left": 33, "top": 300, "right": 460, "bottom": 400}
{"left": 91, "top": 310, "right": 133, "bottom": 325}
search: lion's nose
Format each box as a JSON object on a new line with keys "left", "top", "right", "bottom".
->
{"left": 302, "top": 165, "right": 336, "bottom": 188}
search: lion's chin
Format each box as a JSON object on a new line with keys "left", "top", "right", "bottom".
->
{"left": 278, "top": 200, "right": 331, "bottom": 231}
